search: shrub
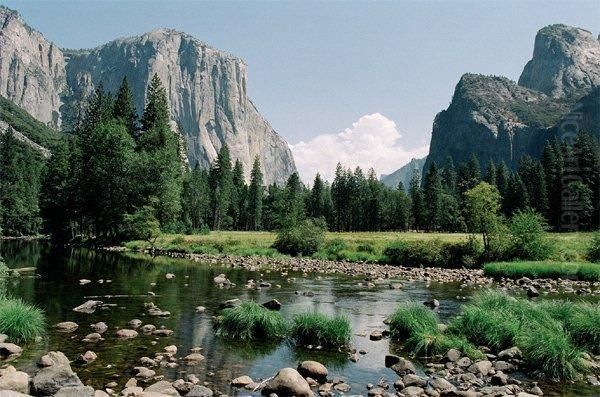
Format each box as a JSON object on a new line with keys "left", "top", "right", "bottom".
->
{"left": 170, "top": 236, "right": 185, "bottom": 245}
{"left": 444, "top": 235, "right": 483, "bottom": 268}
{"left": 291, "top": 312, "right": 351, "bottom": 348}
{"left": 122, "top": 205, "right": 161, "bottom": 247}
{"left": 273, "top": 219, "right": 326, "bottom": 256}
{"left": 216, "top": 301, "right": 288, "bottom": 341}
{"left": 0, "top": 257, "right": 9, "bottom": 278}
{"left": 587, "top": 233, "right": 600, "bottom": 263}
{"left": 388, "top": 302, "right": 438, "bottom": 338}
{"left": 324, "top": 238, "right": 348, "bottom": 256}
{"left": 509, "top": 209, "right": 552, "bottom": 260}
{"left": 384, "top": 240, "right": 445, "bottom": 267}
{"left": 357, "top": 242, "right": 376, "bottom": 254}
{"left": 0, "top": 298, "right": 45, "bottom": 342}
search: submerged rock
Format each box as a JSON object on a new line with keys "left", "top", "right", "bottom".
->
{"left": 53, "top": 322, "right": 79, "bottom": 333}
{"left": 72, "top": 300, "right": 103, "bottom": 314}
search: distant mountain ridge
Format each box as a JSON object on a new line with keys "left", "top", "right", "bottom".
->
{"left": 380, "top": 157, "right": 427, "bottom": 189}
{"left": 0, "top": 6, "right": 296, "bottom": 184}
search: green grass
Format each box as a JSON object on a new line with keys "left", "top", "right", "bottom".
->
{"left": 389, "top": 302, "right": 483, "bottom": 359}
{"left": 517, "top": 326, "right": 585, "bottom": 381}
{"left": 216, "top": 301, "right": 288, "bottom": 341}
{"left": 483, "top": 261, "right": 600, "bottom": 281}
{"left": 446, "top": 291, "right": 592, "bottom": 381}
{"left": 388, "top": 302, "right": 439, "bottom": 338}
{"left": 0, "top": 298, "right": 45, "bottom": 342}
{"left": 125, "top": 231, "right": 596, "bottom": 265}
{"left": 290, "top": 312, "right": 351, "bottom": 348}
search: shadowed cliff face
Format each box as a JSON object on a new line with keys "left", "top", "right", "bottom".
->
{"left": 519, "top": 24, "right": 600, "bottom": 100}
{"left": 0, "top": 7, "right": 296, "bottom": 185}
{"left": 423, "top": 23, "right": 599, "bottom": 175}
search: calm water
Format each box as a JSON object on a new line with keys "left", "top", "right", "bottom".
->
{"left": 0, "top": 241, "right": 596, "bottom": 396}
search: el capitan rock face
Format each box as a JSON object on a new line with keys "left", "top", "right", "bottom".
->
{"left": 0, "top": 7, "right": 66, "bottom": 128}
{"left": 0, "top": 7, "right": 296, "bottom": 184}
{"left": 518, "top": 24, "right": 600, "bottom": 100}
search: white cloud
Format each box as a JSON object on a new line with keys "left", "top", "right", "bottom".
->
{"left": 291, "top": 113, "right": 429, "bottom": 184}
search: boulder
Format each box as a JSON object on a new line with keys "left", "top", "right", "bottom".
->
{"left": 72, "top": 300, "right": 102, "bottom": 314}
{"left": 391, "top": 358, "right": 416, "bottom": 375}
{"left": 401, "top": 386, "right": 425, "bottom": 396}
{"left": 369, "top": 330, "right": 383, "bottom": 341}
{"left": 53, "top": 322, "right": 79, "bottom": 333}
{"left": 0, "top": 343, "right": 22, "bottom": 360}
{"left": 468, "top": 360, "right": 493, "bottom": 376}
{"left": 37, "top": 351, "right": 70, "bottom": 367}
{"left": 0, "top": 365, "right": 29, "bottom": 394}
{"left": 231, "top": 376, "right": 253, "bottom": 387}
{"left": 144, "top": 381, "right": 180, "bottom": 396}
{"left": 385, "top": 354, "right": 401, "bottom": 368}
{"left": 54, "top": 386, "right": 94, "bottom": 397}
{"left": 262, "top": 368, "right": 312, "bottom": 397}
{"left": 32, "top": 364, "right": 83, "bottom": 396}
{"left": 262, "top": 299, "right": 282, "bottom": 311}
{"left": 134, "top": 367, "right": 156, "bottom": 380}
{"left": 429, "top": 377, "right": 456, "bottom": 392}
{"left": 116, "top": 329, "right": 138, "bottom": 339}
{"left": 183, "top": 353, "right": 205, "bottom": 364}
{"left": 446, "top": 348, "right": 461, "bottom": 362}
{"left": 186, "top": 385, "right": 213, "bottom": 397}
{"left": 90, "top": 322, "right": 108, "bottom": 333}
{"left": 498, "top": 346, "right": 522, "bottom": 359}
{"left": 82, "top": 333, "right": 103, "bottom": 343}
{"left": 77, "top": 351, "right": 97, "bottom": 364}
{"left": 297, "top": 361, "right": 328, "bottom": 382}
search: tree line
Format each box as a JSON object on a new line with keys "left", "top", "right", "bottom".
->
{"left": 0, "top": 74, "right": 598, "bottom": 241}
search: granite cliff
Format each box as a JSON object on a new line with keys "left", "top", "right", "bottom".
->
{"left": 0, "top": 6, "right": 296, "bottom": 184}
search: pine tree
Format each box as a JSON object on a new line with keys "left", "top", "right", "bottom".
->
{"left": 504, "top": 172, "right": 529, "bottom": 215}
{"left": 423, "top": 162, "right": 443, "bottom": 231}
{"left": 141, "top": 73, "right": 170, "bottom": 133}
{"left": 113, "top": 76, "right": 137, "bottom": 136}
{"left": 82, "top": 83, "right": 114, "bottom": 135}
{"left": 275, "top": 172, "right": 305, "bottom": 228}
{"left": 573, "top": 132, "right": 600, "bottom": 229}
{"left": 331, "top": 163, "right": 349, "bottom": 231}
{"left": 365, "top": 168, "right": 382, "bottom": 231}
{"left": 442, "top": 156, "right": 457, "bottom": 196}
{"left": 209, "top": 145, "right": 233, "bottom": 230}
{"left": 484, "top": 159, "right": 497, "bottom": 186}
{"left": 308, "top": 173, "right": 326, "bottom": 219}
{"left": 496, "top": 161, "right": 510, "bottom": 198}
{"left": 466, "top": 153, "right": 482, "bottom": 188}
{"left": 181, "top": 164, "right": 210, "bottom": 232}
{"left": 136, "top": 74, "right": 183, "bottom": 228}
{"left": 409, "top": 169, "right": 425, "bottom": 230}
{"left": 230, "top": 159, "right": 246, "bottom": 229}
{"left": 542, "top": 140, "right": 563, "bottom": 229}
{"left": 247, "top": 157, "right": 264, "bottom": 231}
{"left": 518, "top": 156, "right": 548, "bottom": 216}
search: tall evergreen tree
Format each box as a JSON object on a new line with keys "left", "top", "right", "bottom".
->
{"left": 541, "top": 140, "right": 563, "bottom": 229}
{"left": 496, "top": 160, "right": 510, "bottom": 198}
{"left": 504, "top": 172, "right": 529, "bottom": 215}
{"left": 230, "top": 159, "right": 246, "bottom": 229}
{"left": 484, "top": 159, "right": 497, "bottom": 186}
{"left": 113, "top": 76, "right": 137, "bottom": 136}
{"left": 181, "top": 164, "right": 210, "bottom": 232}
{"left": 82, "top": 83, "right": 113, "bottom": 135}
{"left": 247, "top": 157, "right": 264, "bottom": 231}
{"left": 442, "top": 156, "right": 457, "bottom": 196}
{"left": 308, "top": 173, "right": 326, "bottom": 219}
{"left": 423, "top": 162, "right": 443, "bottom": 231}
{"left": 209, "top": 145, "right": 233, "bottom": 230}
{"left": 409, "top": 170, "right": 425, "bottom": 230}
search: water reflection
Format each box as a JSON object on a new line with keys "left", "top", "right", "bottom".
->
{"left": 0, "top": 241, "right": 596, "bottom": 397}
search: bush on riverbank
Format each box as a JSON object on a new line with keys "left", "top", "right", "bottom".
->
{"left": 216, "top": 301, "right": 288, "bottom": 341}
{"left": 587, "top": 233, "right": 600, "bottom": 263}
{"left": 291, "top": 312, "right": 351, "bottom": 348}
{"left": 483, "top": 261, "right": 600, "bottom": 281}
{"left": 0, "top": 297, "right": 45, "bottom": 342}
{"left": 273, "top": 219, "right": 326, "bottom": 256}
{"left": 383, "top": 237, "right": 483, "bottom": 268}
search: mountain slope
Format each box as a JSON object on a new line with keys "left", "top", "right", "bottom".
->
{"left": 0, "top": 7, "right": 296, "bottom": 185}
{"left": 519, "top": 24, "right": 600, "bottom": 100}
{"left": 380, "top": 157, "right": 427, "bottom": 189}
{"left": 424, "top": 24, "right": 599, "bottom": 175}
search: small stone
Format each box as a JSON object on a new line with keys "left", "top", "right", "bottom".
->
{"left": 77, "top": 351, "right": 97, "bottom": 364}
{"left": 446, "top": 348, "right": 461, "bottom": 362}
{"left": 262, "top": 299, "right": 282, "bottom": 311}
{"left": 116, "top": 329, "right": 138, "bottom": 339}
{"left": 369, "top": 330, "right": 383, "bottom": 341}
{"left": 231, "top": 375, "right": 253, "bottom": 387}
{"left": 385, "top": 354, "right": 401, "bottom": 368}
{"left": 424, "top": 299, "right": 440, "bottom": 308}
{"left": 53, "top": 322, "right": 79, "bottom": 333}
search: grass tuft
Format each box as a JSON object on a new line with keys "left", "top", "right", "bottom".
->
{"left": 518, "top": 325, "right": 585, "bottom": 381}
{"left": 216, "top": 301, "right": 288, "bottom": 341}
{"left": 0, "top": 298, "right": 45, "bottom": 342}
{"left": 483, "top": 261, "right": 600, "bottom": 281}
{"left": 291, "top": 312, "right": 351, "bottom": 348}
{"left": 388, "top": 302, "right": 438, "bottom": 338}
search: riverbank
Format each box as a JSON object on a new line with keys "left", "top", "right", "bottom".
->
{"left": 124, "top": 231, "right": 596, "bottom": 264}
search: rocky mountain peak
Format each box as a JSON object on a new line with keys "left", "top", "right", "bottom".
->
{"left": 0, "top": 6, "right": 296, "bottom": 185}
{"left": 518, "top": 24, "right": 600, "bottom": 99}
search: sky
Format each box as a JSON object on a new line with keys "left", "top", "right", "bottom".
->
{"left": 2, "top": 0, "right": 599, "bottom": 182}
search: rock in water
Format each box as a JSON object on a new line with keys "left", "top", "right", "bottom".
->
{"left": 0, "top": 6, "right": 296, "bottom": 185}
{"left": 72, "top": 300, "right": 102, "bottom": 314}
{"left": 0, "top": 365, "right": 29, "bottom": 394}
{"left": 262, "top": 368, "right": 312, "bottom": 397}
{"left": 32, "top": 358, "right": 83, "bottom": 396}
{"left": 519, "top": 24, "right": 600, "bottom": 99}
{"left": 297, "top": 361, "right": 328, "bottom": 382}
